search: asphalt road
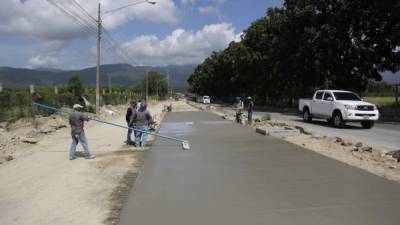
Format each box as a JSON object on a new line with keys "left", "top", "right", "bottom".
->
{"left": 253, "top": 111, "right": 400, "bottom": 150}
{"left": 119, "top": 111, "right": 400, "bottom": 225}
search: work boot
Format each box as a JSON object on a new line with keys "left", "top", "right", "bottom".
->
{"left": 85, "top": 155, "right": 96, "bottom": 160}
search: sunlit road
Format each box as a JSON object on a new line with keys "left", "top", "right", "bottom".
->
{"left": 253, "top": 111, "right": 400, "bottom": 150}
{"left": 119, "top": 111, "right": 400, "bottom": 225}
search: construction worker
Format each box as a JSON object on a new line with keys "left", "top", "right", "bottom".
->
{"left": 247, "top": 97, "right": 254, "bottom": 125}
{"left": 132, "top": 103, "right": 153, "bottom": 148}
{"left": 125, "top": 101, "right": 137, "bottom": 145}
{"left": 235, "top": 96, "right": 244, "bottom": 123}
{"left": 69, "top": 104, "right": 95, "bottom": 160}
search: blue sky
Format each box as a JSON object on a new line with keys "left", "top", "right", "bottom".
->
{"left": 0, "top": 0, "right": 284, "bottom": 69}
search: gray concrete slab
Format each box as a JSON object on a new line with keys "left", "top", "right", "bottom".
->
{"left": 119, "top": 111, "right": 400, "bottom": 225}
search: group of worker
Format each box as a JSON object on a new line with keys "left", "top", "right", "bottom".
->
{"left": 67, "top": 100, "right": 153, "bottom": 160}
{"left": 235, "top": 96, "right": 254, "bottom": 125}
{"left": 125, "top": 100, "right": 154, "bottom": 148}
{"left": 67, "top": 96, "right": 252, "bottom": 160}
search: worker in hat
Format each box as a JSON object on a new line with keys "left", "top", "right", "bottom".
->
{"left": 69, "top": 104, "right": 95, "bottom": 160}
{"left": 247, "top": 97, "right": 254, "bottom": 125}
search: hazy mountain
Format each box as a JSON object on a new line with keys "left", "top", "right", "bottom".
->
{"left": 0, "top": 64, "right": 195, "bottom": 91}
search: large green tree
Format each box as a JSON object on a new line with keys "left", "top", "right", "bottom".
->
{"left": 188, "top": 0, "right": 400, "bottom": 106}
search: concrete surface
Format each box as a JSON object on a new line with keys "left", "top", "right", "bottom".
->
{"left": 253, "top": 111, "right": 400, "bottom": 150}
{"left": 119, "top": 111, "right": 400, "bottom": 225}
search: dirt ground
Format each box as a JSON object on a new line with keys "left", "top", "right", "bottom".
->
{"left": 0, "top": 100, "right": 180, "bottom": 225}
{"left": 188, "top": 101, "right": 400, "bottom": 184}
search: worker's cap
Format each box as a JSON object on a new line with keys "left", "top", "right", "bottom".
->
{"left": 247, "top": 97, "right": 252, "bottom": 99}
{"left": 73, "top": 104, "right": 84, "bottom": 109}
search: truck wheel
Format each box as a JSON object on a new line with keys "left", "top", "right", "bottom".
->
{"left": 361, "top": 121, "right": 374, "bottom": 129}
{"left": 303, "top": 108, "right": 312, "bottom": 122}
{"left": 333, "top": 111, "right": 345, "bottom": 128}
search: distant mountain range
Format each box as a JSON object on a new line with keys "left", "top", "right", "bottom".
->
{"left": 0, "top": 64, "right": 398, "bottom": 92}
{"left": 0, "top": 64, "right": 196, "bottom": 91}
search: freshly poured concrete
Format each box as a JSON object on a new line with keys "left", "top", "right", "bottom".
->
{"left": 119, "top": 111, "right": 400, "bottom": 225}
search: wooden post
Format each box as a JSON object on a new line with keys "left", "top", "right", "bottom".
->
{"left": 395, "top": 84, "right": 399, "bottom": 105}
{"left": 54, "top": 86, "right": 58, "bottom": 95}
{"left": 0, "top": 82, "right": 2, "bottom": 93}
{"left": 30, "top": 84, "right": 35, "bottom": 94}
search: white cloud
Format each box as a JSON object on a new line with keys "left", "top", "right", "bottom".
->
{"left": 121, "top": 23, "right": 239, "bottom": 65}
{"left": 0, "top": 0, "right": 178, "bottom": 67}
{"left": 0, "top": 0, "right": 177, "bottom": 41}
{"left": 101, "top": 0, "right": 178, "bottom": 28}
{"left": 28, "top": 54, "right": 59, "bottom": 68}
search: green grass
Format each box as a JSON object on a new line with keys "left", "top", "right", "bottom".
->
{"left": 364, "top": 96, "right": 398, "bottom": 106}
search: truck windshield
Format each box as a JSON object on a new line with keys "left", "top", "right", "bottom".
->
{"left": 333, "top": 92, "right": 361, "bottom": 101}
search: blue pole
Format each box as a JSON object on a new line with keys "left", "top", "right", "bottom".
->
{"left": 32, "top": 102, "right": 185, "bottom": 143}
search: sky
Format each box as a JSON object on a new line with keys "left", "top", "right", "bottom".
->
{"left": 0, "top": 0, "right": 283, "bottom": 69}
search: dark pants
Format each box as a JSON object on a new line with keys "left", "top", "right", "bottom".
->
{"left": 248, "top": 111, "right": 253, "bottom": 125}
{"left": 236, "top": 112, "right": 242, "bottom": 123}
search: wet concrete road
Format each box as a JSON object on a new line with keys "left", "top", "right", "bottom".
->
{"left": 119, "top": 111, "right": 400, "bottom": 225}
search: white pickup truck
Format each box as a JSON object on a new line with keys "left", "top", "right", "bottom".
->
{"left": 299, "top": 90, "right": 379, "bottom": 128}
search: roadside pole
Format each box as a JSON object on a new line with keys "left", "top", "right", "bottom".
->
{"left": 396, "top": 84, "right": 399, "bottom": 105}
{"left": 146, "top": 69, "right": 149, "bottom": 103}
{"left": 30, "top": 84, "right": 35, "bottom": 94}
{"left": 95, "top": 3, "right": 101, "bottom": 114}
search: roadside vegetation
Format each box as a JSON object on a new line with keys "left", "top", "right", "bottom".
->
{"left": 0, "top": 72, "right": 169, "bottom": 122}
{"left": 188, "top": 0, "right": 400, "bottom": 107}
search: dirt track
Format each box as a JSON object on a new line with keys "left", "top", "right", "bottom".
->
{"left": 0, "top": 101, "right": 166, "bottom": 225}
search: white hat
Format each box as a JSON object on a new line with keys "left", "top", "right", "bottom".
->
{"left": 247, "top": 97, "right": 252, "bottom": 99}
{"left": 73, "top": 104, "right": 83, "bottom": 109}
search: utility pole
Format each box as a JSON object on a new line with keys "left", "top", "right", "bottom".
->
{"left": 146, "top": 69, "right": 149, "bottom": 103}
{"left": 95, "top": 3, "right": 101, "bottom": 114}
{"left": 166, "top": 67, "right": 170, "bottom": 98}
{"left": 396, "top": 84, "right": 399, "bottom": 105}
{"left": 93, "top": 1, "right": 156, "bottom": 112}
{"left": 108, "top": 74, "right": 111, "bottom": 94}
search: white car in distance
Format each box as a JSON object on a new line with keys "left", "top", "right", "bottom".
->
{"left": 197, "top": 95, "right": 211, "bottom": 104}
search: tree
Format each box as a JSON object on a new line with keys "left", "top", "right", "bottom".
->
{"left": 188, "top": 0, "right": 400, "bottom": 106}
{"left": 144, "top": 71, "right": 168, "bottom": 98}
{"left": 67, "top": 75, "right": 84, "bottom": 103}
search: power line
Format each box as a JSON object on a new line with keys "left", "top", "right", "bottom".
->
{"left": 46, "top": 0, "right": 97, "bottom": 35}
{"left": 58, "top": 1, "right": 98, "bottom": 31}
{"left": 102, "top": 26, "right": 139, "bottom": 66}
{"left": 68, "top": 0, "right": 97, "bottom": 22}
